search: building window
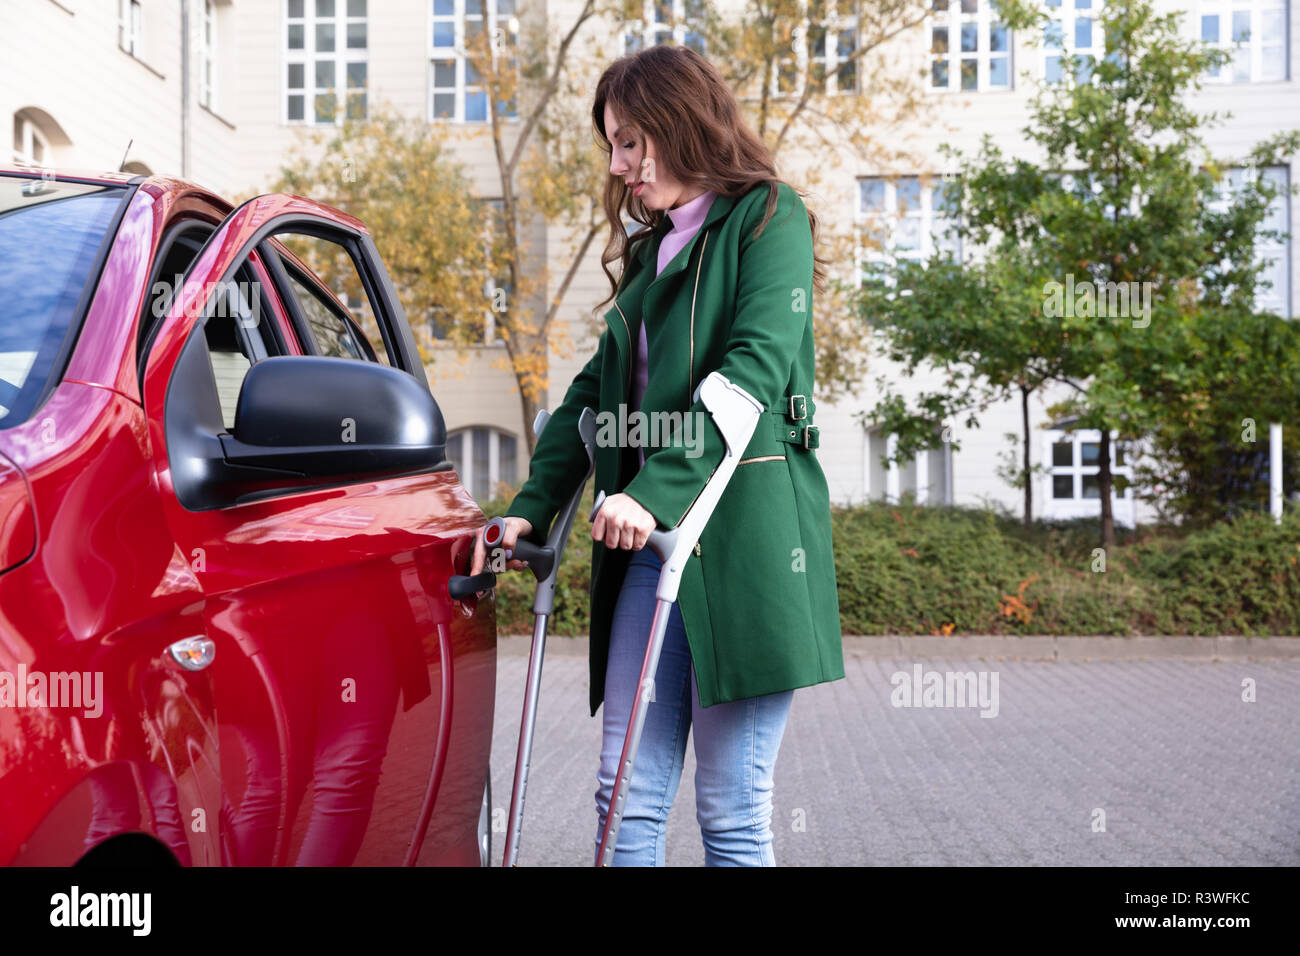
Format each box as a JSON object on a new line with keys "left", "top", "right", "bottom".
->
{"left": 200, "top": 0, "right": 218, "bottom": 110}
{"left": 1050, "top": 432, "right": 1130, "bottom": 500}
{"left": 928, "top": 0, "right": 1012, "bottom": 92}
{"left": 446, "top": 426, "right": 518, "bottom": 499}
{"left": 1043, "top": 428, "right": 1136, "bottom": 524}
{"left": 119, "top": 0, "right": 142, "bottom": 57}
{"left": 767, "top": 0, "right": 858, "bottom": 98}
{"left": 1207, "top": 164, "right": 1292, "bottom": 318}
{"left": 621, "top": 0, "right": 707, "bottom": 55}
{"left": 285, "top": 0, "right": 368, "bottom": 125}
{"left": 1199, "top": 0, "right": 1288, "bottom": 83}
{"left": 1042, "top": 0, "right": 1111, "bottom": 84}
{"left": 865, "top": 426, "right": 954, "bottom": 505}
{"left": 857, "top": 175, "right": 962, "bottom": 285}
{"left": 12, "top": 113, "right": 50, "bottom": 165}
{"left": 430, "top": 0, "right": 518, "bottom": 123}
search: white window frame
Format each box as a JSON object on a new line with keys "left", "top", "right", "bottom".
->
{"left": 119, "top": 0, "right": 142, "bottom": 57}
{"left": 12, "top": 113, "right": 51, "bottom": 166}
{"left": 446, "top": 426, "right": 519, "bottom": 500}
{"left": 1042, "top": 428, "right": 1136, "bottom": 525}
{"left": 200, "top": 0, "right": 218, "bottom": 111}
{"left": 621, "top": 0, "right": 707, "bottom": 56}
{"left": 1205, "top": 164, "right": 1292, "bottom": 319}
{"left": 1197, "top": 0, "right": 1289, "bottom": 84}
{"left": 429, "top": 0, "right": 518, "bottom": 124}
{"left": 284, "top": 0, "right": 369, "bottom": 127}
{"left": 856, "top": 174, "right": 962, "bottom": 286}
{"left": 864, "top": 426, "right": 954, "bottom": 505}
{"left": 1041, "top": 0, "right": 1108, "bottom": 85}
{"left": 927, "top": 0, "right": 1013, "bottom": 92}
{"left": 767, "top": 0, "right": 859, "bottom": 99}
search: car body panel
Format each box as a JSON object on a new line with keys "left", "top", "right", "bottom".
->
{"left": 0, "top": 451, "right": 34, "bottom": 574}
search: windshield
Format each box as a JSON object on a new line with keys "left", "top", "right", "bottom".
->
{"left": 0, "top": 176, "right": 127, "bottom": 426}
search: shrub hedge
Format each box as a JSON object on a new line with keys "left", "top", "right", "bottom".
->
{"left": 478, "top": 491, "right": 1300, "bottom": 637}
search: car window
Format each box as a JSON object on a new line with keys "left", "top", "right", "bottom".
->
{"left": 138, "top": 222, "right": 215, "bottom": 374}
{"left": 202, "top": 258, "right": 282, "bottom": 430}
{"left": 0, "top": 177, "right": 127, "bottom": 427}
{"left": 284, "top": 266, "right": 369, "bottom": 361}
{"left": 274, "top": 236, "right": 392, "bottom": 366}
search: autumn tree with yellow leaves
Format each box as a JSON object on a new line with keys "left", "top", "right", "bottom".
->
{"left": 267, "top": 0, "right": 938, "bottom": 454}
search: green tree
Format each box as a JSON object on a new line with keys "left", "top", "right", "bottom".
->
{"left": 855, "top": 239, "right": 1087, "bottom": 528}
{"left": 857, "top": 0, "right": 1300, "bottom": 546}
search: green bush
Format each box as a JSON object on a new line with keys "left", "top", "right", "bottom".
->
{"left": 1130, "top": 511, "right": 1300, "bottom": 635}
{"left": 479, "top": 488, "right": 597, "bottom": 636}
{"left": 479, "top": 491, "right": 1300, "bottom": 636}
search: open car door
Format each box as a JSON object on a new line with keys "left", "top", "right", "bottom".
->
{"left": 140, "top": 194, "right": 496, "bottom": 866}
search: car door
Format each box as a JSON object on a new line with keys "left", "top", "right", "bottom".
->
{"left": 141, "top": 194, "right": 495, "bottom": 866}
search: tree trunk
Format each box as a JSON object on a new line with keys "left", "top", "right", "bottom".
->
{"left": 1098, "top": 427, "right": 1116, "bottom": 550}
{"left": 1021, "top": 385, "right": 1032, "bottom": 529}
{"left": 504, "top": 330, "right": 548, "bottom": 457}
{"left": 519, "top": 385, "right": 543, "bottom": 456}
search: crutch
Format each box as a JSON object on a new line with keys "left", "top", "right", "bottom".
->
{"left": 590, "top": 369, "right": 764, "bottom": 867}
{"left": 486, "top": 405, "right": 600, "bottom": 867}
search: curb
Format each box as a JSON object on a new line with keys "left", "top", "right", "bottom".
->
{"left": 496, "top": 633, "right": 1300, "bottom": 660}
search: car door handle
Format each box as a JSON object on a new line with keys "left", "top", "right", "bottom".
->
{"left": 448, "top": 571, "right": 495, "bottom": 601}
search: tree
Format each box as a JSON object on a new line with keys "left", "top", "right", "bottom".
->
{"left": 857, "top": 0, "right": 1300, "bottom": 546}
{"left": 268, "top": 107, "right": 497, "bottom": 369}
{"left": 855, "top": 239, "right": 1088, "bottom": 527}
{"left": 1123, "top": 299, "right": 1300, "bottom": 525}
{"left": 708, "top": 0, "right": 939, "bottom": 399}
{"left": 265, "top": 1, "right": 942, "bottom": 456}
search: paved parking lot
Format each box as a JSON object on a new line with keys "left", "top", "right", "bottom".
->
{"left": 489, "top": 636, "right": 1300, "bottom": 866}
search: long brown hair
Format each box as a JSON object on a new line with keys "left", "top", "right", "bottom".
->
{"left": 591, "top": 44, "right": 829, "bottom": 312}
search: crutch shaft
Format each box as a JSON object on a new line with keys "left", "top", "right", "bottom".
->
{"left": 500, "top": 407, "right": 598, "bottom": 867}
{"left": 503, "top": 612, "right": 549, "bottom": 867}
{"left": 595, "top": 596, "right": 674, "bottom": 866}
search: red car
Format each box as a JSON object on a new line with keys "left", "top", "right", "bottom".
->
{"left": 0, "top": 166, "right": 497, "bottom": 866}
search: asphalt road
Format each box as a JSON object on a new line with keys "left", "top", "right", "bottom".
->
{"left": 488, "top": 636, "right": 1300, "bottom": 866}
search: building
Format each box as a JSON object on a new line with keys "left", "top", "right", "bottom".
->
{"left": 3, "top": 0, "right": 1295, "bottom": 520}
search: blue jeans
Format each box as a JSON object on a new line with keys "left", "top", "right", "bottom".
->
{"left": 593, "top": 547, "right": 795, "bottom": 866}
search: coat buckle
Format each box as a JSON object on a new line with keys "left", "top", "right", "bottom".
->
{"left": 802, "top": 425, "right": 819, "bottom": 450}
{"left": 788, "top": 394, "right": 807, "bottom": 421}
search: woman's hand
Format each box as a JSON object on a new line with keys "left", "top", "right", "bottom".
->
{"left": 591, "top": 493, "right": 657, "bottom": 551}
{"left": 470, "top": 516, "right": 534, "bottom": 577}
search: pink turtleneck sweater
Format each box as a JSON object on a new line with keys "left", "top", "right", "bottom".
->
{"left": 633, "top": 188, "right": 718, "bottom": 467}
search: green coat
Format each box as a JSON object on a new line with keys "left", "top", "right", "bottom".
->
{"left": 506, "top": 180, "right": 845, "bottom": 716}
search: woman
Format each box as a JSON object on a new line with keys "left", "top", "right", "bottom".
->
{"left": 471, "top": 45, "right": 844, "bottom": 866}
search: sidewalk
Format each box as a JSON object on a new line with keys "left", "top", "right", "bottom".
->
{"left": 490, "top": 642, "right": 1300, "bottom": 865}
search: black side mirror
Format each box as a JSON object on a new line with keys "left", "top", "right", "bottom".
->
{"left": 218, "top": 355, "right": 447, "bottom": 477}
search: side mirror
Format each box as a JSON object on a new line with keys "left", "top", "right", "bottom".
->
{"left": 219, "top": 355, "right": 446, "bottom": 477}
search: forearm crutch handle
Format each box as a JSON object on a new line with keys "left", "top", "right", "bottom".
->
{"left": 482, "top": 517, "right": 556, "bottom": 581}
{"left": 592, "top": 370, "right": 765, "bottom": 866}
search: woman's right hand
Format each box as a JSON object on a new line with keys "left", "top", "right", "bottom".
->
{"left": 470, "top": 516, "right": 535, "bottom": 578}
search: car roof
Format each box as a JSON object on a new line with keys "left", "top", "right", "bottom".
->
{"left": 2, "top": 163, "right": 237, "bottom": 217}
{"left": 0, "top": 163, "right": 142, "bottom": 186}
